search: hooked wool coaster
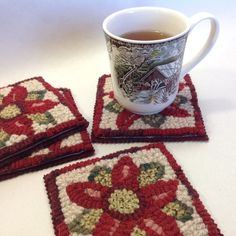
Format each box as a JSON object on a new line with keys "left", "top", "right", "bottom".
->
{"left": 44, "top": 144, "right": 222, "bottom": 236}
{"left": 91, "top": 74, "right": 208, "bottom": 143}
{"left": 0, "top": 77, "right": 88, "bottom": 167}
{"left": 0, "top": 88, "right": 94, "bottom": 181}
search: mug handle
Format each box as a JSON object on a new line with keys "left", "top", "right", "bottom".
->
{"left": 180, "top": 12, "right": 219, "bottom": 78}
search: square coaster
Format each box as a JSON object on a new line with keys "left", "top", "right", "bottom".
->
{"left": 44, "top": 144, "right": 221, "bottom": 236}
{"left": 0, "top": 88, "right": 94, "bottom": 181}
{"left": 0, "top": 77, "right": 88, "bottom": 167}
{"left": 92, "top": 74, "right": 208, "bottom": 143}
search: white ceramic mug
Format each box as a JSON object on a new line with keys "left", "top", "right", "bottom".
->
{"left": 103, "top": 7, "right": 219, "bottom": 115}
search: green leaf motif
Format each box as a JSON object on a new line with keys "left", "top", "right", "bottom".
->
{"left": 26, "top": 90, "right": 47, "bottom": 101}
{"left": 141, "top": 114, "right": 166, "bottom": 128}
{"left": 138, "top": 162, "right": 165, "bottom": 187}
{"left": 29, "top": 112, "right": 56, "bottom": 125}
{"left": 88, "top": 166, "right": 112, "bottom": 187}
{"left": 68, "top": 209, "right": 103, "bottom": 234}
{"left": 174, "top": 95, "right": 188, "bottom": 105}
{"left": 104, "top": 100, "right": 123, "bottom": 114}
{"left": 0, "top": 129, "right": 10, "bottom": 148}
{"left": 162, "top": 200, "right": 194, "bottom": 223}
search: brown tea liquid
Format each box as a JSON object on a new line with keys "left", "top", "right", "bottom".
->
{"left": 120, "top": 30, "right": 172, "bottom": 40}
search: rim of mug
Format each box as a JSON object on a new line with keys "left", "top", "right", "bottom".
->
{"left": 103, "top": 7, "right": 190, "bottom": 44}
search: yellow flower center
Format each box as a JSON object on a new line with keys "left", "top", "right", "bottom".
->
{"left": 0, "top": 104, "right": 22, "bottom": 120}
{"left": 108, "top": 189, "right": 140, "bottom": 214}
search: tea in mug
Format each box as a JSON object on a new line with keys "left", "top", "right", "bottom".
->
{"left": 120, "top": 30, "right": 172, "bottom": 40}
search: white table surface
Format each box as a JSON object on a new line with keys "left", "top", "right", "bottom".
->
{"left": 0, "top": 0, "right": 235, "bottom": 235}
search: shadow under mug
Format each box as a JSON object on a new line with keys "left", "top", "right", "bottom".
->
{"left": 103, "top": 7, "right": 219, "bottom": 115}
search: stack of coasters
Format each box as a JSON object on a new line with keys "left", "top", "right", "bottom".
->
{"left": 92, "top": 74, "right": 208, "bottom": 143}
{"left": 0, "top": 130, "right": 93, "bottom": 181}
{"left": 44, "top": 143, "right": 222, "bottom": 236}
{"left": 0, "top": 77, "right": 94, "bottom": 180}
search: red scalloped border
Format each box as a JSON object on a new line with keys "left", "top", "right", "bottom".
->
{"left": 44, "top": 144, "right": 222, "bottom": 236}
{"left": 91, "top": 74, "right": 208, "bottom": 143}
{"left": 0, "top": 77, "right": 88, "bottom": 166}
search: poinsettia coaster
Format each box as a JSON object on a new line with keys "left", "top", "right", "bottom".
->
{"left": 0, "top": 88, "right": 94, "bottom": 181}
{"left": 92, "top": 74, "right": 208, "bottom": 143}
{"left": 44, "top": 144, "right": 221, "bottom": 236}
{"left": 0, "top": 77, "right": 88, "bottom": 167}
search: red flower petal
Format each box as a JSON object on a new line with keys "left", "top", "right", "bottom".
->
{"left": 93, "top": 212, "right": 136, "bottom": 236}
{"left": 23, "top": 100, "right": 58, "bottom": 114}
{"left": 141, "top": 180, "right": 178, "bottom": 209}
{"left": 138, "top": 210, "right": 183, "bottom": 236}
{"left": 116, "top": 110, "right": 140, "bottom": 130}
{"left": 3, "top": 85, "right": 27, "bottom": 104}
{"left": 3, "top": 116, "right": 34, "bottom": 136}
{"left": 108, "top": 91, "right": 114, "bottom": 98}
{"left": 161, "top": 105, "right": 189, "bottom": 117}
{"left": 66, "top": 182, "right": 108, "bottom": 209}
{"left": 111, "top": 156, "right": 140, "bottom": 190}
{"left": 178, "top": 83, "right": 185, "bottom": 92}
